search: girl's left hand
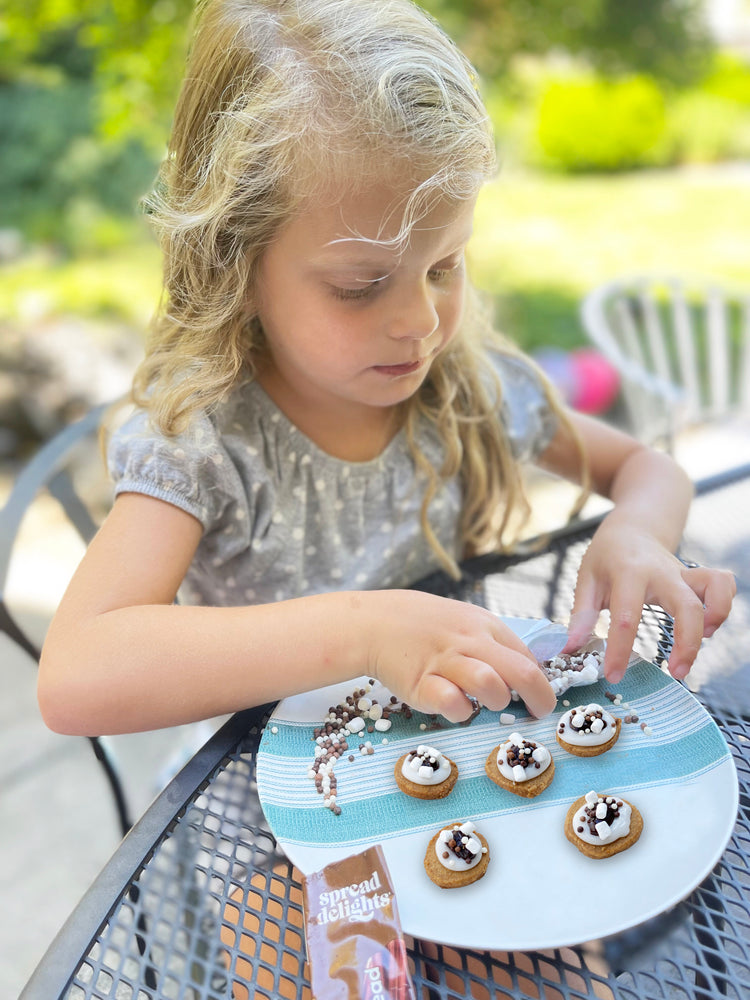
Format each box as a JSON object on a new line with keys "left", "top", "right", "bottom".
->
{"left": 563, "top": 519, "right": 736, "bottom": 683}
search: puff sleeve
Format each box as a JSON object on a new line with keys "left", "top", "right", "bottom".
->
{"left": 107, "top": 408, "right": 250, "bottom": 551}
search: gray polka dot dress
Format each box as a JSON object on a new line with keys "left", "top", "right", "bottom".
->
{"left": 107, "top": 355, "right": 558, "bottom": 606}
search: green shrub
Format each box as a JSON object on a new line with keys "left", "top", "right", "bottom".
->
{"left": 657, "top": 52, "right": 750, "bottom": 164}
{"left": 0, "top": 76, "right": 157, "bottom": 250}
{"left": 701, "top": 51, "right": 750, "bottom": 106}
{"left": 534, "top": 74, "right": 666, "bottom": 172}
{"left": 661, "top": 89, "right": 750, "bottom": 164}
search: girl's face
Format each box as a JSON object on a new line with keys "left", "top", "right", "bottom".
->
{"left": 253, "top": 181, "right": 477, "bottom": 453}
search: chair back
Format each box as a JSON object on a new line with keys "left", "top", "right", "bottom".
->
{"left": 581, "top": 276, "right": 750, "bottom": 451}
{"left": 0, "top": 401, "right": 132, "bottom": 835}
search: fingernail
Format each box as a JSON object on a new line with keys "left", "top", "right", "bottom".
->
{"left": 673, "top": 663, "right": 690, "bottom": 681}
{"left": 607, "top": 669, "right": 625, "bottom": 685}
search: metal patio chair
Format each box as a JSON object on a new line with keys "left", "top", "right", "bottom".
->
{"left": 581, "top": 275, "right": 750, "bottom": 453}
{"left": 0, "top": 400, "right": 133, "bottom": 836}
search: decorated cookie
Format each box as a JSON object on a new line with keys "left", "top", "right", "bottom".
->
{"left": 556, "top": 702, "right": 621, "bottom": 757}
{"left": 565, "top": 790, "right": 643, "bottom": 858}
{"left": 394, "top": 745, "right": 458, "bottom": 800}
{"left": 539, "top": 648, "right": 605, "bottom": 697}
{"left": 424, "top": 820, "right": 490, "bottom": 888}
{"left": 485, "top": 732, "right": 555, "bottom": 798}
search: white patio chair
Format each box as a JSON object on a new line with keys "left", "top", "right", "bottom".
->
{"left": 581, "top": 276, "right": 750, "bottom": 457}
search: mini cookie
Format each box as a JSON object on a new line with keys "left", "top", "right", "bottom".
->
{"left": 556, "top": 702, "right": 621, "bottom": 756}
{"left": 424, "top": 820, "right": 490, "bottom": 888}
{"left": 485, "top": 732, "right": 555, "bottom": 798}
{"left": 394, "top": 745, "right": 458, "bottom": 800}
{"left": 565, "top": 790, "right": 643, "bottom": 858}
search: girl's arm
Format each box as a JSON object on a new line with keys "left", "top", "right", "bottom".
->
{"left": 538, "top": 411, "right": 736, "bottom": 682}
{"left": 38, "top": 493, "right": 556, "bottom": 736}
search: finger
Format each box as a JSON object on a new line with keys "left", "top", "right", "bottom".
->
{"left": 416, "top": 674, "right": 480, "bottom": 724}
{"left": 602, "top": 581, "right": 644, "bottom": 683}
{"left": 683, "top": 567, "right": 736, "bottom": 637}
{"left": 456, "top": 658, "right": 512, "bottom": 714}
{"left": 488, "top": 648, "right": 557, "bottom": 719}
{"left": 562, "top": 607, "right": 600, "bottom": 654}
{"left": 663, "top": 586, "right": 707, "bottom": 681}
{"left": 563, "top": 574, "right": 603, "bottom": 653}
{"left": 700, "top": 570, "right": 737, "bottom": 636}
{"left": 488, "top": 620, "right": 538, "bottom": 663}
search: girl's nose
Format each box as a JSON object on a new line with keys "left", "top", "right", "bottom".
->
{"left": 389, "top": 281, "right": 439, "bottom": 340}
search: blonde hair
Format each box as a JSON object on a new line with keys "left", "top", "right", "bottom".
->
{"left": 136, "top": 0, "right": 586, "bottom": 576}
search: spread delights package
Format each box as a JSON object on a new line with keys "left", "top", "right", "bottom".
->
{"left": 301, "top": 845, "right": 416, "bottom": 1000}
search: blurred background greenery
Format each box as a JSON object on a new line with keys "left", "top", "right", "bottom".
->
{"left": 1, "top": 0, "right": 749, "bottom": 447}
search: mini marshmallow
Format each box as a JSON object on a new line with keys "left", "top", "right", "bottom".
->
{"left": 512, "top": 764, "right": 526, "bottom": 781}
{"left": 572, "top": 712, "right": 585, "bottom": 728}
{"left": 368, "top": 703, "right": 383, "bottom": 721}
{"left": 374, "top": 718, "right": 391, "bottom": 731}
{"left": 585, "top": 790, "right": 599, "bottom": 807}
{"left": 459, "top": 821, "right": 475, "bottom": 836}
{"left": 357, "top": 697, "right": 371, "bottom": 711}
{"left": 347, "top": 717, "right": 365, "bottom": 733}
{"left": 499, "top": 712, "right": 515, "bottom": 725}
{"left": 591, "top": 718, "right": 605, "bottom": 734}
{"left": 595, "top": 821, "right": 613, "bottom": 841}
{"left": 418, "top": 765, "right": 433, "bottom": 778}
{"left": 596, "top": 802, "right": 608, "bottom": 820}
{"left": 531, "top": 747, "right": 548, "bottom": 764}
{"left": 465, "top": 837, "right": 481, "bottom": 855}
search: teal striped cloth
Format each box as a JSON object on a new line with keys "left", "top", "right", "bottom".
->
{"left": 257, "top": 658, "right": 730, "bottom": 850}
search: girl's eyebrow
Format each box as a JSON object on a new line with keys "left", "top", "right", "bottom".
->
{"left": 315, "top": 224, "right": 474, "bottom": 269}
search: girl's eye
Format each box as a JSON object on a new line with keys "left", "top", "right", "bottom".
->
{"left": 330, "top": 284, "right": 375, "bottom": 301}
{"left": 428, "top": 259, "right": 462, "bottom": 283}
{"left": 428, "top": 267, "right": 451, "bottom": 282}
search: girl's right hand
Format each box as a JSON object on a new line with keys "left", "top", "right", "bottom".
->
{"left": 360, "top": 590, "right": 557, "bottom": 723}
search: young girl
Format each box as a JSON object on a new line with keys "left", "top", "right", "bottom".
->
{"left": 38, "top": 0, "right": 735, "bottom": 740}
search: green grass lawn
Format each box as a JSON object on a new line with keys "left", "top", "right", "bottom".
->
{"left": 470, "top": 163, "right": 750, "bottom": 352}
{"left": 2, "top": 165, "right": 749, "bottom": 355}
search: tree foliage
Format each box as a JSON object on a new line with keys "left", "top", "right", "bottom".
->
{"left": 428, "top": 0, "right": 713, "bottom": 86}
{"left": 0, "top": 0, "right": 716, "bottom": 245}
{"left": 1, "top": 0, "right": 713, "bottom": 148}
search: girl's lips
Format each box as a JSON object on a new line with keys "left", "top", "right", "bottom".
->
{"left": 372, "top": 360, "right": 423, "bottom": 377}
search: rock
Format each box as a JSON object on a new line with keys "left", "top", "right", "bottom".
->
{"left": 0, "top": 315, "right": 143, "bottom": 456}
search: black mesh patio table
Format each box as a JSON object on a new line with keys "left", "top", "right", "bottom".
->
{"left": 20, "top": 464, "right": 750, "bottom": 1000}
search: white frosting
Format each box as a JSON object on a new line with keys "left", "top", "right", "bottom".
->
{"left": 572, "top": 792, "right": 632, "bottom": 845}
{"left": 496, "top": 733, "right": 551, "bottom": 782}
{"left": 434, "top": 821, "right": 486, "bottom": 871}
{"left": 401, "top": 745, "right": 452, "bottom": 786}
{"left": 542, "top": 650, "right": 605, "bottom": 696}
{"left": 557, "top": 703, "right": 617, "bottom": 746}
